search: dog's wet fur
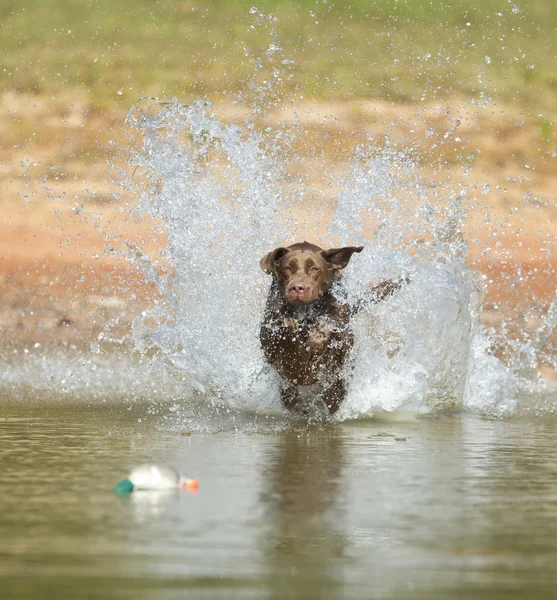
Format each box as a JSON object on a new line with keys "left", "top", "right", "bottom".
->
{"left": 260, "top": 241, "right": 407, "bottom": 414}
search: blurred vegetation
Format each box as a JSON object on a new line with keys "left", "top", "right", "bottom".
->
{"left": 1, "top": 0, "right": 556, "bottom": 111}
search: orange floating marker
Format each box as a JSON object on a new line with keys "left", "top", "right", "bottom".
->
{"left": 180, "top": 478, "right": 199, "bottom": 491}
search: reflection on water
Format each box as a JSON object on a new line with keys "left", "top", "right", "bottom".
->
{"left": 260, "top": 429, "right": 346, "bottom": 599}
{"left": 2, "top": 396, "right": 557, "bottom": 599}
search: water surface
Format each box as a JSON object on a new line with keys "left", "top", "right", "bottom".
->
{"left": 2, "top": 395, "right": 557, "bottom": 599}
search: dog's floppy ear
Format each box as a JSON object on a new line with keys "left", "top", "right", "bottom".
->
{"left": 322, "top": 246, "right": 364, "bottom": 269}
{"left": 260, "top": 247, "right": 289, "bottom": 275}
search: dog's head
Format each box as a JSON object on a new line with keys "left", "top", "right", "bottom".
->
{"left": 260, "top": 241, "right": 363, "bottom": 305}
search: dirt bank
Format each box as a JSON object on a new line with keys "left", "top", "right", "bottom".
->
{"left": 1, "top": 94, "right": 556, "bottom": 347}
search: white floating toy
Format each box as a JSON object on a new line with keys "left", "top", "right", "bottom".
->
{"left": 114, "top": 464, "right": 199, "bottom": 493}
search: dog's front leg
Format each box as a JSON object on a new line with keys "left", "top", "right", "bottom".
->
{"left": 280, "top": 380, "right": 300, "bottom": 411}
{"left": 323, "top": 378, "right": 345, "bottom": 414}
{"left": 370, "top": 276, "right": 410, "bottom": 303}
{"left": 307, "top": 323, "right": 332, "bottom": 354}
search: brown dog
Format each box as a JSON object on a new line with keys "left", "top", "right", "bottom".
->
{"left": 260, "top": 242, "right": 405, "bottom": 414}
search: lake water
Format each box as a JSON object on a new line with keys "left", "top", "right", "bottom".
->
{"left": 2, "top": 394, "right": 557, "bottom": 600}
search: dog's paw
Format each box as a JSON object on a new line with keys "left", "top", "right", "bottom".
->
{"left": 307, "top": 327, "right": 331, "bottom": 352}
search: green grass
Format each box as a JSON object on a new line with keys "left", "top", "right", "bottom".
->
{"left": 1, "top": 0, "right": 557, "bottom": 112}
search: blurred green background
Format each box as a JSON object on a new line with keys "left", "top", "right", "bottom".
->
{"left": 2, "top": 0, "right": 556, "bottom": 110}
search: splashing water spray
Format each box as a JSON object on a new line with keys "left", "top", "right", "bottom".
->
{"left": 116, "top": 90, "right": 555, "bottom": 423}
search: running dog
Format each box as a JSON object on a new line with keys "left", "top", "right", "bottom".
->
{"left": 260, "top": 242, "right": 406, "bottom": 414}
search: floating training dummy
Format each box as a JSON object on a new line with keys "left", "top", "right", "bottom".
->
{"left": 114, "top": 464, "right": 199, "bottom": 493}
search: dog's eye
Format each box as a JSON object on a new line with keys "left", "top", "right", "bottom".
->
{"left": 284, "top": 265, "right": 292, "bottom": 272}
{"left": 310, "top": 266, "right": 320, "bottom": 273}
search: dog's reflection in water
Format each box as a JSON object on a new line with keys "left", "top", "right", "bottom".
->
{"left": 259, "top": 428, "right": 346, "bottom": 598}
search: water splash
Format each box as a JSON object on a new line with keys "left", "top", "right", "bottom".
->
{"left": 120, "top": 97, "right": 555, "bottom": 421}
{"left": 125, "top": 98, "right": 288, "bottom": 411}
{"left": 1, "top": 95, "right": 555, "bottom": 425}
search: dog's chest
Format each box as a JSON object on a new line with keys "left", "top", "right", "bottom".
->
{"left": 267, "top": 305, "right": 350, "bottom": 352}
